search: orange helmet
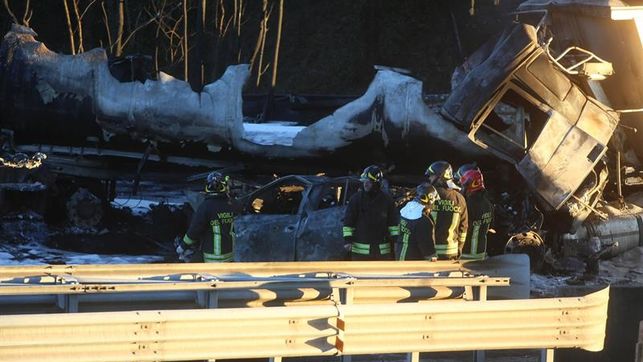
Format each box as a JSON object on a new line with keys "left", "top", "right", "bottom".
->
{"left": 460, "top": 169, "right": 485, "bottom": 194}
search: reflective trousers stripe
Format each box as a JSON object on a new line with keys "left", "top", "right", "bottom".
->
{"left": 379, "top": 243, "right": 391, "bottom": 254}
{"left": 351, "top": 242, "right": 391, "bottom": 255}
{"left": 388, "top": 225, "right": 400, "bottom": 236}
{"left": 342, "top": 226, "right": 355, "bottom": 237}
{"left": 461, "top": 252, "right": 487, "bottom": 260}
{"left": 435, "top": 244, "right": 458, "bottom": 256}
{"left": 351, "top": 242, "right": 370, "bottom": 255}
{"left": 203, "top": 251, "right": 233, "bottom": 262}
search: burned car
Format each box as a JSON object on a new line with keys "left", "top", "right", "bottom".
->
{"left": 233, "top": 175, "right": 361, "bottom": 261}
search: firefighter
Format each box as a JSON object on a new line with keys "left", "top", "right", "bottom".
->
{"left": 425, "top": 161, "right": 468, "bottom": 260}
{"left": 343, "top": 165, "right": 399, "bottom": 260}
{"left": 459, "top": 169, "right": 494, "bottom": 260}
{"left": 397, "top": 184, "right": 439, "bottom": 261}
{"left": 454, "top": 163, "right": 479, "bottom": 186}
{"left": 176, "top": 171, "right": 236, "bottom": 262}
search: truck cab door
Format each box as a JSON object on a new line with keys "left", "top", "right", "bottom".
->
{"left": 469, "top": 86, "right": 616, "bottom": 209}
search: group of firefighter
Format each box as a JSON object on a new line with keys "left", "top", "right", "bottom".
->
{"left": 176, "top": 161, "right": 493, "bottom": 263}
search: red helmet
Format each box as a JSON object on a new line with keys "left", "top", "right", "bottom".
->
{"left": 460, "top": 169, "right": 485, "bottom": 194}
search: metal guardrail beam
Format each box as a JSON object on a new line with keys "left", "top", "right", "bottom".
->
{"left": 0, "top": 258, "right": 519, "bottom": 280}
{"left": 0, "top": 255, "right": 531, "bottom": 300}
{"left": 337, "top": 287, "right": 610, "bottom": 354}
{"left": 0, "top": 275, "right": 508, "bottom": 295}
{"left": 0, "top": 273, "right": 507, "bottom": 313}
{"left": 0, "top": 287, "right": 610, "bottom": 362}
{"left": 0, "top": 304, "right": 340, "bottom": 362}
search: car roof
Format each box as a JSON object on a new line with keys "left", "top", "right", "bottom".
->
{"left": 283, "top": 175, "right": 359, "bottom": 186}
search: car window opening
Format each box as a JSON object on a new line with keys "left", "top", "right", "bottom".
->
{"left": 250, "top": 182, "right": 306, "bottom": 215}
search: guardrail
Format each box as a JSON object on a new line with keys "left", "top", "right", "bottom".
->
{"left": 0, "top": 255, "right": 530, "bottom": 306}
{"left": 0, "top": 257, "right": 521, "bottom": 279}
{"left": 0, "top": 287, "right": 609, "bottom": 362}
{"left": 0, "top": 272, "right": 508, "bottom": 313}
{"left": 337, "top": 287, "right": 609, "bottom": 354}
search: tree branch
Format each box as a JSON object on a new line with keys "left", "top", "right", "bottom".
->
{"left": 62, "top": 0, "right": 76, "bottom": 55}
{"left": 3, "top": 0, "right": 19, "bottom": 24}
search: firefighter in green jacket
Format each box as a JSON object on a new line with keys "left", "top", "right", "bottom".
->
{"left": 176, "top": 172, "right": 235, "bottom": 262}
{"left": 425, "top": 161, "right": 468, "bottom": 260}
{"left": 397, "top": 184, "right": 439, "bottom": 261}
{"left": 459, "top": 168, "right": 494, "bottom": 260}
{"left": 343, "top": 165, "right": 400, "bottom": 260}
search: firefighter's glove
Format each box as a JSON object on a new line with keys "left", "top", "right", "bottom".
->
{"left": 174, "top": 238, "right": 194, "bottom": 263}
{"left": 176, "top": 245, "right": 194, "bottom": 262}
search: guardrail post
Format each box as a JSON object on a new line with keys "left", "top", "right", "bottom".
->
{"left": 539, "top": 348, "right": 554, "bottom": 362}
{"left": 636, "top": 320, "right": 643, "bottom": 362}
{"left": 405, "top": 352, "right": 419, "bottom": 362}
{"left": 196, "top": 290, "right": 219, "bottom": 308}
{"left": 470, "top": 283, "right": 488, "bottom": 361}
{"left": 56, "top": 294, "right": 78, "bottom": 312}
{"left": 473, "top": 350, "right": 485, "bottom": 362}
{"left": 269, "top": 357, "right": 282, "bottom": 362}
{"left": 479, "top": 285, "right": 487, "bottom": 302}
{"left": 333, "top": 282, "right": 352, "bottom": 362}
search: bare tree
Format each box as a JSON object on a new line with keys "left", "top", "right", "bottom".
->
{"left": 183, "top": 0, "right": 189, "bottom": 81}
{"left": 98, "top": 0, "right": 158, "bottom": 58}
{"left": 71, "top": 0, "right": 97, "bottom": 53}
{"left": 146, "top": 0, "right": 189, "bottom": 71}
{"left": 233, "top": 0, "right": 245, "bottom": 62}
{"left": 116, "top": 0, "right": 125, "bottom": 56}
{"left": 22, "top": 0, "right": 32, "bottom": 26}
{"left": 252, "top": 0, "right": 271, "bottom": 87}
{"left": 3, "top": 0, "right": 32, "bottom": 27}
{"left": 100, "top": 0, "right": 112, "bottom": 49}
{"left": 271, "top": 0, "right": 284, "bottom": 88}
{"left": 63, "top": 0, "right": 76, "bottom": 54}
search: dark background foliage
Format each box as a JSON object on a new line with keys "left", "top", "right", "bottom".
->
{"left": 0, "top": 0, "right": 521, "bottom": 94}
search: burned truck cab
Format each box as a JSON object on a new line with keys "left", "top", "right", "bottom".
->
{"left": 443, "top": 24, "right": 619, "bottom": 228}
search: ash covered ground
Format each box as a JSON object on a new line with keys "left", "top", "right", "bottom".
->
{"left": 0, "top": 181, "right": 190, "bottom": 265}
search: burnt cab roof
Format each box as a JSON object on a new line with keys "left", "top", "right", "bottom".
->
{"left": 442, "top": 24, "right": 540, "bottom": 129}
{"left": 442, "top": 23, "right": 619, "bottom": 210}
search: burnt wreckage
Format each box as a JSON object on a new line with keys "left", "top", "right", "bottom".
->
{"left": 233, "top": 175, "right": 361, "bottom": 261}
{"left": 0, "top": 1, "right": 642, "bottom": 265}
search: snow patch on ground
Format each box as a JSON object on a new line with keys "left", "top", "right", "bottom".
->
{"left": 530, "top": 273, "right": 571, "bottom": 297}
{"left": 530, "top": 247, "right": 643, "bottom": 297}
{"left": 112, "top": 198, "right": 159, "bottom": 216}
{"left": 111, "top": 197, "right": 184, "bottom": 216}
{"left": 599, "top": 246, "right": 643, "bottom": 285}
{"left": 0, "top": 240, "right": 163, "bottom": 265}
{"left": 242, "top": 122, "right": 305, "bottom": 146}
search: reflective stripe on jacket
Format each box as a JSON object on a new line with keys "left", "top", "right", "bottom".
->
{"left": 343, "top": 189, "right": 399, "bottom": 259}
{"left": 397, "top": 201, "right": 436, "bottom": 261}
{"left": 431, "top": 187, "right": 468, "bottom": 258}
{"left": 185, "top": 194, "right": 236, "bottom": 263}
{"left": 461, "top": 190, "right": 493, "bottom": 260}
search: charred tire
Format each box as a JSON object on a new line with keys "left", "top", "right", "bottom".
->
{"left": 66, "top": 188, "right": 103, "bottom": 228}
{"left": 505, "top": 231, "right": 545, "bottom": 271}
